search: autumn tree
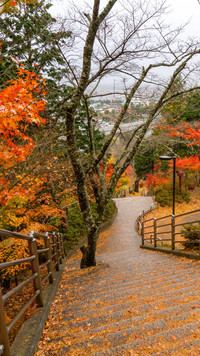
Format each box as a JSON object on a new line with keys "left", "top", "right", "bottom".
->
{"left": 133, "top": 144, "right": 156, "bottom": 192}
{"left": 162, "top": 89, "right": 200, "bottom": 124}
{"left": 0, "top": 1, "right": 103, "bottom": 234}
{"left": 1, "top": 0, "right": 200, "bottom": 267}
{"left": 57, "top": 0, "right": 200, "bottom": 267}
{"left": 0, "top": 0, "right": 105, "bottom": 166}
{"left": 0, "top": 78, "right": 70, "bottom": 235}
{"left": 0, "top": 0, "right": 72, "bottom": 103}
{"left": 0, "top": 67, "right": 52, "bottom": 231}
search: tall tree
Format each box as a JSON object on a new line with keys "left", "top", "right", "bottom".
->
{"left": 0, "top": 0, "right": 71, "bottom": 98}
{"left": 1, "top": 0, "right": 200, "bottom": 267}
{"left": 60, "top": 0, "right": 200, "bottom": 267}
{"left": 133, "top": 143, "right": 156, "bottom": 192}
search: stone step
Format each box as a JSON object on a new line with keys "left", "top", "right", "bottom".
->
{"left": 64, "top": 274, "right": 200, "bottom": 306}
{"left": 60, "top": 282, "right": 200, "bottom": 318}
{"left": 64, "top": 269, "right": 200, "bottom": 301}
{"left": 66, "top": 260, "right": 200, "bottom": 285}
{"left": 152, "top": 338, "right": 200, "bottom": 355}
{"left": 89, "top": 320, "right": 200, "bottom": 355}
{"left": 35, "top": 198, "right": 200, "bottom": 356}
{"left": 64, "top": 298, "right": 200, "bottom": 335}
{"left": 51, "top": 308, "right": 200, "bottom": 351}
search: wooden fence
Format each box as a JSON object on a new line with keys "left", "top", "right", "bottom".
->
{"left": 0, "top": 229, "right": 64, "bottom": 356}
{"left": 115, "top": 184, "right": 135, "bottom": 198}
{"left": 115, "top": 183, "right": 150, "bottom": 198}
{"left": 138, "top": 209, "right": 200, "bottom": 257}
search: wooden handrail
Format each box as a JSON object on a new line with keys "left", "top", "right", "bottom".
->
{"left": 0, "top": 229, "right": 31, "bottom": 241}
{"left": 0, "top": 228, "right": 65, "bottom": 356}
{"left": 140, "top": 208, "right": 200, "bottom": 253}
{"left": 3, "top": 274, "right": 37, "bottom": 302}
{"left": 0, "top": 256, "right": 35, "bottom": 270}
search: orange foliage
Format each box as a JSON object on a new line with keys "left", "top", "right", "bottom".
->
{"left": 0, "top": 68, "right": 46, "bottom": 167}
{"left": 166, "top": 122, "right": 200, "bottom": 146}
{"left": 0, "top": 238, "right": 29, "bottom": 281}
{"left": 0, "top": 68, "right": 68, "bottom": 234}
{"left": 145, "top": 173, "right": 169, "bottom": 189}
{"left": 104, "top": 158, "right": 132, "bottom": 190}
{"left": 169, "top": 155, "right": 200, "bottom": 171}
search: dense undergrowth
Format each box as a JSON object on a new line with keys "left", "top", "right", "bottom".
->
{"left": 154, "top": 182, "right": 190, "bottom": 207}
{"left": 63, "top": 199, "right": 117, "bottom": 254}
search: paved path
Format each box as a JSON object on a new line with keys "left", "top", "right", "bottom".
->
{"left": 36, "top": 197, "right": 200, "bottom": 356}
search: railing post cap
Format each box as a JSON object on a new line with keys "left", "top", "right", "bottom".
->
{"left": 29, "top": 231, "right": 35, "bottom": 238}
{"left": 45, "top": 232, "right": 49, "bottom": 238}
{"left": 0, "top": 345, "right": 4, "bottom": 356}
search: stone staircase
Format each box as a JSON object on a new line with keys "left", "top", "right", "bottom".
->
{"left": 36, "top": 197, "right": 200, "bottom": 356}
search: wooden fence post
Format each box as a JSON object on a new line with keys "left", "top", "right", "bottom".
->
{"left": 56, "top": 233, "right": 62, "bottom": 264}
{"left": 154, "top": 218, "right": 157, "bottom": 248}
{"left": 141, "top": 221, "right": 144, "bottom": 246}
{"left": 0, "top": 286, "right": 11, "bottom": 356}
{"left": 28, "top": 232, "right": 44, "bottom": 307}
{"left": 45, "top": 233, "right": 54, "bottom": 284}
{"left": 171, "top": 215, "right": 175, "bottom": 251}
{"left": 60, "top": 233, "right": 65, "bottom": 259}
{"left": 53, "top": 232, "right": 59, "bottom": 271}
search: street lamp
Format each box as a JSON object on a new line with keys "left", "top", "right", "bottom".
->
{"left": 159, "top": 156, "right": 176, "bottom": 215}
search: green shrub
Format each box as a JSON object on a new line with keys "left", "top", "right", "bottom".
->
{"left": 63, "top": 200, "right": 116, "bottom": 254}
{"left": 154, "top": 182, "right": 190, "bottom": 207}
{"left": 63, "top": 204, "right": 86, "bottom": 253}
{"left": 102, "top": 200, "right": 117, "bottom": 222}
{"left": 185, "top": 175, "right": 196, "bottom": 190}
{"left": 181, "top": 223, "right": 200, "bottom": 249}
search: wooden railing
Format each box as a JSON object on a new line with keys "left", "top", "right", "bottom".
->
{"left": 115, "top": 184, "right": 150, "bottom": 198}
{"left": 115, "top": 184, "right": 135, "bottom": 198}
{"left": 138, "top": 209, "right": 200, "bottom": 255}
{"left": 0, "top": 229, "right": 64, "bottom": 356}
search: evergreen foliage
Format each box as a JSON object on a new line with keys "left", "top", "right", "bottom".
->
{"left": 134, "top": 145, "right": 156, "bottom": 179}
{"left": 154, "top": 183, "right": 190, "bottom": 207}
{"left": 181, "top": 223, "right": 200, "bottom": 249}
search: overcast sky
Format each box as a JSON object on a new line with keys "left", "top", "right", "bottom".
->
{"left": 50, "top": 0, "right": 200, "bottom": 91}
{"left": 51, "top": 0, "right": 200, "bottom": 37}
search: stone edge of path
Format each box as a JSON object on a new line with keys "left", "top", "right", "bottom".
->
{"left": 10, "top": 201, "right": 118, "bottom": 356}
{"left": 141, "top": 243, "right": 200, "bottom": 261}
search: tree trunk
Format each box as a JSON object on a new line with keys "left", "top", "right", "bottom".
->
{"left": 134, "top": 177, "right": 140, "bottom": 192}
{"left": 66, "top": 108, "right": 101, "bottom": 268}
{"left": 80, "top": 225, "right": 100, "bottom": 268}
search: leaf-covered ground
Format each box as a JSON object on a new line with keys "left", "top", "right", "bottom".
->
{"left": 145, "top": 187, "right": 200, "bottom": 220}
{"left": 3, "top": 267, "right": 48, "bottom": 344}
{"left": 35, "top": 197, "right": 200, "bottom": 355}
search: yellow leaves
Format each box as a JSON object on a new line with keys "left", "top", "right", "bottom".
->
{"left": 0, "top": 238, "right": 29, "bottom": 279}
{"left": 170, "top": 334, "right": 177, "bottom": 342}
{"left": 5, "top": 312, "right": 12, "bottom": 324}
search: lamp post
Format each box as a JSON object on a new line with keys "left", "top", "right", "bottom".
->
{"left": 159, "top": 156, "right": 176, "bottom": 215}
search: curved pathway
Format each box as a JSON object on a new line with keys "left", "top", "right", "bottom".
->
{"left": 36, "top": 197, "right": 200, "bottom": 355}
